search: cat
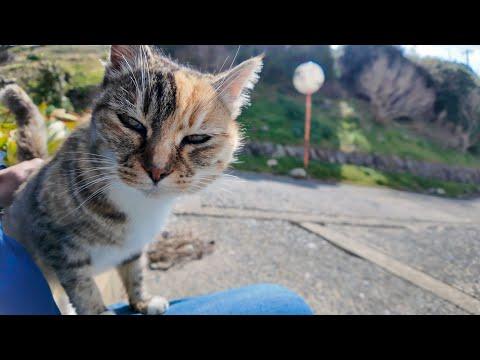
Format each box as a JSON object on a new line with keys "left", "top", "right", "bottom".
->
{"left": 0, "top": 45, "right": 263, "bottom": 315}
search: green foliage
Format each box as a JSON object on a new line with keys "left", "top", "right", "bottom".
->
{"left": 239, "top": 84, "right": 343, "bottom": 148}
{"left": 233, "top": 155, "right": 479, "bottom": 198}
{"left": 239, "top": 83, "right": 480, "bottom": 167}
{"left": 26, "top": 53, "right": 41, "bottom": 61}
{"left": 0, "top": 45, "right": 106, "bottom": 113}
{"left": 417, "top": 58, "right": 479, "bottom": 129}
{"left": 24, "top": 61, "right": 73, "bottom": 111}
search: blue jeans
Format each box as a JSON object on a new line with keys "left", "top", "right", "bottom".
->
{"left": 0, "top": 223, "right": 313, "bottom": 315}
{"left": 110, "top": 284, "right": 313, "bottom": 315}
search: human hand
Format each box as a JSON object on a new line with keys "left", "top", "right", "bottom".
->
{"left": 0, "top": 158, "right": 44, "bottom": 208}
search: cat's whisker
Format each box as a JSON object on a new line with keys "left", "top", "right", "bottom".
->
{"left": 118, "top": 87, "right": 138, "bottom": 113}
{"left": 216, "top": 55, "right": 230, "bottom": 75}
{"left": 62, "top": 151, "right": 115, "bottom": 160}
{"left": 140, "top": 45, "right": 153, "bottom": 94}
{"left": 61, "top": 164, "right": 115, "bottom": 177}
{"left": 193, "top": 65, "right": 246, "bottom": 115}
{"left": 62, "top": 164, "right": 116, "bottom": 176}
{"left": 65, "top": 157, "right": 118, "bottom": 167}
{"left": 71, "top": 162, "right": 116, "bottom": 169}
{"left": 57, "top": 182, "right": 113, "bottom": 222}
{"left": 121, "top": 54, "right": 144, "bottom": 115}
{"left": 77, "top": 157, "right": 116, "bottom": 163}
{"left": 138, "top": 47, "right": 149, "bottom": 108}
{"left": 213, "top": 59, "right": 244, "bottom": 92}
{"left": 200, "top": 62, "right": 250, "bottom": 115}
{"left": 229, "top": 46, "right": 241, "bottom": 71}
{"left": 68, "top": 170, "right": 116, "bottom": 185}
{"left": 65, "top": 157, "right": 117, "bottom": 166}
{"left": 212, "top": 45, "right": 241, "bottom": 93}
{"left": 220, "top": 174, "right": 246, "bottom": 184}
{"left": 199, "top": 67, "right": 247, "bottom": 113}
{"left": 72, "top": 169, "right": 116, "bottom": 182}
{"left": 72, "top": 176, "right": 116, "bottom": 195}
{"left": 56, "top": 173, "right": 116, "bottom": 197}
{"left": 221, "top": 172, "right": 242, "bottom": 179}
{"left": 74, "top": 162, "right": 117, "bottom": 169}
{"left": 211, "top": 69, "right": 246, "bottom": 102}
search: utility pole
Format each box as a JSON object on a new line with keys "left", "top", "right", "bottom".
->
{"left": 464, "top": 49, "right": 473, "bottom": 67}
{"left": 293, "top": 62, "right": 325, "bottom": 169}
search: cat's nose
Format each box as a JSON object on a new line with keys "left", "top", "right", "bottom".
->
{"left": 147, "top": 166, "right": 169, "bottom": 184}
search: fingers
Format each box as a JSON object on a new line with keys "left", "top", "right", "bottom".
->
{"left": 0, "top": 158, "right": 44, "bottom": 207}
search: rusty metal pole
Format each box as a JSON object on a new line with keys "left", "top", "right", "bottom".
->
{"left": 294, "top": 61, "right": 324, "bottom": 169}
{"left": 304, "top": 93, "right": 312, "bottom": 169}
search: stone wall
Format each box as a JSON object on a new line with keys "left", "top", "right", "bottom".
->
{"left": 242, "top": 142, "right": 480, "bottom": 184}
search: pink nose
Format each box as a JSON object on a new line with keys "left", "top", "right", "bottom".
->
{"left": 147, "top": 166, "right": 168, "bottom": 184}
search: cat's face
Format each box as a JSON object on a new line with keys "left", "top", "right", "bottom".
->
{"left": 92, "top": 45, "right": 262, "bottom": 197}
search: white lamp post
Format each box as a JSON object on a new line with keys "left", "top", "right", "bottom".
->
{"left": 293, "top": 61, "right": 325, "bottom": 168}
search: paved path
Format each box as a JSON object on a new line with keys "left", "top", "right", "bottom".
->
{"left": 145, "top": 171, "right": 480, "bottom": 314}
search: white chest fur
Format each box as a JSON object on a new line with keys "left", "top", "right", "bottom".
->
{"left": 89, "top": 181, "right": 175, "bottom": 274}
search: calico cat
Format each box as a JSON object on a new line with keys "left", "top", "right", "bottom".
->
{"left": 1, "top": 45, "right": 263, "bottom": 314}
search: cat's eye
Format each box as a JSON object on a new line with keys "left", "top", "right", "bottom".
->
{"left": 181, "top": 134, "right": 212, "bottom": 146}
{"left": 117, "top": 114, "right": 147, "bottom": 137}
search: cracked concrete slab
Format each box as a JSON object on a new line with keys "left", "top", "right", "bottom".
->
{"left": 327, "top": 224, "right": 480, "bottom": 301}
{"left": 146, "top": 216, "right": 467, "bottom": 314}
{"left": 300, "top": 222, "right": 480, "bottom": 314}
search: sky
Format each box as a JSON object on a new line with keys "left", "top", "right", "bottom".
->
{"left": 331, "top": 45, "right": 480, "bottom": 75}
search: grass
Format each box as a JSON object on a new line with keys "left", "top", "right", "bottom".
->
{"left": 2, "top": 46, "right": 107, "bottom": 109}
{"left": 233, "top": 155, "right": 480, "bottom": 198}
{"left": 5, "top": 46, "right": 107, "bottom": 82}
{"left": 238, "top": 83, "right": 480, "bottom": 168}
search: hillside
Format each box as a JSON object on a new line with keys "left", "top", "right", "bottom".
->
{"left": 239, "top": 83, "right": 480, "bottom": 168}
{"left": 338, "top": 45, "right": 480, "bottom": 154}
{"left": 1, "top": 45, "right": 479, "bottom": 197}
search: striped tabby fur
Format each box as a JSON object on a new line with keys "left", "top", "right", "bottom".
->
{"left": 1, "top": 45, "right": 263, "bottom": 314}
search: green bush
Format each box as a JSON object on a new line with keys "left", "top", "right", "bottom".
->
{"left": 26, "top": 54, "right": 41, "bottom": 61}
{"left": 25, "top": 62, "right": 73, "bottom": 111}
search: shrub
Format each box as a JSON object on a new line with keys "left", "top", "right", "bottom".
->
{"left": 25, "top": 62, "right": 73, "bottom": 111}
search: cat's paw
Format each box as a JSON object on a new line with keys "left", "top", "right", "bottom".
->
{"left": 146, "top": 296, "right": 169, "bottom": 315}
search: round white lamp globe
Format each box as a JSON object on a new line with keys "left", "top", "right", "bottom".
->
{"left": 293, "top": 61, "right": 325, "bottom": 95}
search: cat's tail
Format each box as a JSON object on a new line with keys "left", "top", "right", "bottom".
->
{"left": 0, "top": 79, "right": 48, "bottom": 161}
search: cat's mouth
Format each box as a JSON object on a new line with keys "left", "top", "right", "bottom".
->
{"left": 141, "top": 176, "right": 187, "bottom": 197}
{"left": 141, "top": 185, "right": 176, "bottom": 198}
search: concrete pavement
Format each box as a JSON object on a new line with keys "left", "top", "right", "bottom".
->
{"left": 141, "top": 171, "right": 480, "bottom": 314}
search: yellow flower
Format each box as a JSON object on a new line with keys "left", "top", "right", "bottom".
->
{"left": 0, "top": 130, "right": 8, "bottom": 149}
{"left": 5, "top": 130, "right": 18, "bottom": 166}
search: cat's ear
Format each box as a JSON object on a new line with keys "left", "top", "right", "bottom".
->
{"left": 212, "top": 55, "right": 264, "bottom": 118}
{"left": 108, "top": 45, "right": 153, "bottom": 71}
